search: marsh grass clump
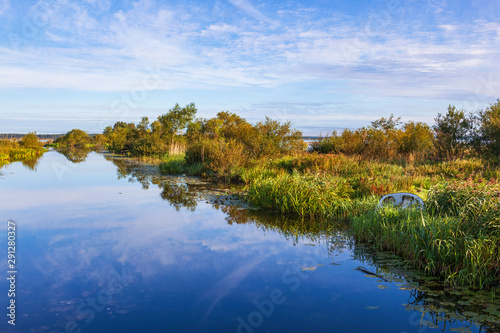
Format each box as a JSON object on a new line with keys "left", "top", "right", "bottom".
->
{"left": 246, "top": 171, "right": 369, "bottom": 219}
{"left": 427, "top": 180, "right": 500, "bottom": 237}
{"left": 159, "top": 154, "right": 187, "bottom": 175}
{"left": 353, "top": 184, "right": 500, "bottom": 289}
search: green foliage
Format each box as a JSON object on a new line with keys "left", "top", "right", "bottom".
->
{"left": 479, "top": 99, "right": 500, "bottom": 156}
{"left": 426, "top": 180, "right": 500, "bottom": 236}
{"left": 433, "top": 105, "right": 472, "bottom": 157}
{"left": 103, "top": 103, "right": 196, "bottom": 156}
{"left": 246, "top": 171, "right": 363, "bottom": 218}
{"left": 20, "top": 132, "right": 42, "bottom": 148}
{"left": 398, "top": 121, "right": 434, "bottom": 155}
{"left": 352, "top": 202, "right": 500, "bottom": 289}
{"left": 253, "top": 117, "right": 306, "bottom": 157}
{"left": 0, "top": 138, "right": 46, "bottom": 164}
{"left": 185, "top": 112, "right": 306, "bottom": 178}
{"left": 158, "top": 103, "right": 197, "bottom": 143}
{"left": 159, "top": 155, "right": 187, "bottom": 174}
{"left": 54, "top": 129, "right": 92, "bottom": 147}
{"left": 310, "top": 117, "right": 434, "bottom": 159}
{"left": 206, "top": 138, "right": 248, "bottom": 182}
{"left": 92, "top": 134, "right": 108, "bottom": 147}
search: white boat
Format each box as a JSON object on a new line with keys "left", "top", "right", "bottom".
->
{"left": 377, "top": 192, "right": 424, "bottom": 209}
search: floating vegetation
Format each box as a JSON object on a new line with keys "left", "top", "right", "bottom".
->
{"left": 301, "top": 266, "right": 317, "bottom": 271}
{"left": 365, "top": 306, "right": 379, "bottom": 310}
{"left": 352, "top": 247, "right": 500, "bottom": 332}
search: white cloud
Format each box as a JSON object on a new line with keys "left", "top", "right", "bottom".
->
{"left": 438, "top": 24, "right": 455, "bottom": 31}
{"left": 227, "top": 0, "right": 278, "bottom": 26}
{"left": 1, "top": 1, "right": 500, "bottom": 104}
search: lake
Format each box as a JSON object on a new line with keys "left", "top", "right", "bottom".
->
{"left": 0, "top": 150, "right": 499, "bottom": 333}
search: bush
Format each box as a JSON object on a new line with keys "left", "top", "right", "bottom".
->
{"left": 479, "top": 99, "right": 500, "bottom": 156}
{"left": 20, "top": 132, "right": 42, "bottom": 148}
{"left": 207, "top": 139, "right": 248, "bottom": 182}
{"left": 55, "top": 129, "right": 92, "bottom": 147}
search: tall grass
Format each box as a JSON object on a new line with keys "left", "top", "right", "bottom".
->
{"left": 246, "top": 171, "right": 378, "bottom": 219}
{"left": 159, "top": 154, "right": 187, "bottom": 175}
{"left": 352, "top": 182, "right": 500, "bottom": 289}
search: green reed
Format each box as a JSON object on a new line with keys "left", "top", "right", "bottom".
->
{"left": 352, "top": 183, "right": 500, "bottom": 289}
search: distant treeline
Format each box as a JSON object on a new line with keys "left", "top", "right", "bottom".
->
{"left": 0, "top": 132, "right": 318, "bottom": 141}
{"left": 0, "top": 133, "right": 66, "bottom": 140}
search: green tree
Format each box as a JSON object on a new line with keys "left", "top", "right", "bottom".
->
{"left": 398, "top": 121, "right": 434, "bottom": 155}
{"left": 370, "top": 114, "right": 401, "bottom": 131}
{"left": 433, "top": 105, "right": 471, "bottom": 157}
{"left": 158, "top": 103, "right": 197, "bottom": 145}
{"left": 479, "top": 99, "right": 500, "bottom": 156}
{"left": 20, "top": 132, "right": 41, "bottom": 148}
{"left": 55, "top": 129, "right": 92, "bottom": 147}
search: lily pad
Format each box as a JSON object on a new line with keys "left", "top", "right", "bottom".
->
{"left": 365, "top": 306, "right": 379, "bottom": 310}
{"left": 420, "top": 320, "right": 439, "bottom": 328}
{"left": 449, "top": 327, "right": 472, "bottom": 333}
{"left": 399, "top": 286, "right": 413, "bottom": 291}
{"left": 301, "top": 266, "right": 317, "bottom": 271}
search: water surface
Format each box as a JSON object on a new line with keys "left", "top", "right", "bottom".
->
{"left": 0, "top": 151, "right": 498, "bottom": 333}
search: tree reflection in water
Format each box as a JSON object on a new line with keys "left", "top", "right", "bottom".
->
{"left": 21, "top": 155, "right": 43, "bottom": 171}
{"left": 1, "top": 154, "right": 44, "bottom": 171}
{"left": 105, "top": 156, "right": 199, "bottom": 211}
{"left": 57, "top": 147, "right": 93, "bottom": 163}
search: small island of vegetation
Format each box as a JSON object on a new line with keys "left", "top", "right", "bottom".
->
{"left": 0, "top": 132, "right": 47, "bottom": 166}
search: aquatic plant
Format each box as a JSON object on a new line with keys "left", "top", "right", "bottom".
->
{"left": 159, "top": 154, "right": 187, "bottom": 175}
{"left": 352, "top": 188, "right": 500, "bottom": 289}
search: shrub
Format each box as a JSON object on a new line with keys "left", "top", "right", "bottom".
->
{"left": 479, "top": 99, "right": 500, "bottom": 156}
{"left": 207, "top": 139, "right": 248, "bottom": 182}
{"left": 20, "top": 132, "right": 42, "bottom": 148}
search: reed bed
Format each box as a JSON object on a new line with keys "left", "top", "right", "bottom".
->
{"left": 352, "top": 182, "right": 500, "bottom": 289}
{"left": 159, "top": 154, "right": 187, "bottom": 175}
{"left": 246, "top": 171, "right": 379, "bottom": 219}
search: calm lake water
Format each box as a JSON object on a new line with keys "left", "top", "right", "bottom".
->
{"left": 0, "top": 150, "right": 499, "bottom": 333}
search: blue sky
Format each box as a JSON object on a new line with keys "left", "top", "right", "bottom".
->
{"left": 0, "top": 0, "right": 499, "bottom": 134}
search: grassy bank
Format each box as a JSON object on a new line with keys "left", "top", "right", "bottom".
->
{"left": 352, "top": 181, "right": 500, "bottom": 290}
{"left": 0, "top": 137, "right": 47, "bottom": 166}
